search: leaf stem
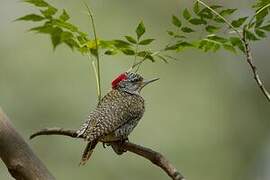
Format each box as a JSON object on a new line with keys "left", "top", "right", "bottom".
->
{"left": 128, "top": 50, "right": 163, "bottom": 72}
{"left": 91, "top": 60, "right": 101, "bottom": 101}
{"left": 84, "top": 2, "right": 102, "bottom": 103}
{"left": 132, "top": 43, "right": 139, "bottom": 68}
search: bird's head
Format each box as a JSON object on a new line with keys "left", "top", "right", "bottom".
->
{"left": 111, "top": 72, "right": 159, "bottom": 95}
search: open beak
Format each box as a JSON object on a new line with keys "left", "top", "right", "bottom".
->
{"left": 142, "top": 78, "right": 159, "bottom": 88}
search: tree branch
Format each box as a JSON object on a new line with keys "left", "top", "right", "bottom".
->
{"left": 30, "top": 128, "right": 185, "bottom": 180}
{"left": 0, "top": 107, "right": 55, "bottom": 180}
{"left": 242, "top": 30, "right": 270, "bottom": 102}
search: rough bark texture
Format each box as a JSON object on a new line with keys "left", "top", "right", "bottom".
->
{"left": 0, "top": 107, "right": 55, "bottom": 180}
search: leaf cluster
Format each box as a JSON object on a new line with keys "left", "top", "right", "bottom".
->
{"left": 17, "top": 0, "right": 168, "bottom": 63}
{"left": 18, "top": 0, "right": 270, "bottom": 63}
{"left": 166, "top": 0, "right": 270, "bottom": 54}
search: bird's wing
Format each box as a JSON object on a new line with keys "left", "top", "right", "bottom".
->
{"left": 76, "top": 111, "right": 98, "bottom": 137}
{"left": 77, "top": 96, "right": 137, "bottom": 141}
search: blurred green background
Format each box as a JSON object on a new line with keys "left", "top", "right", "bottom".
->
{"left": 0, "top": 0, "right": 270, "bottom": 180}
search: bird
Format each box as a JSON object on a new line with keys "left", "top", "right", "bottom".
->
{"left": 76, "top": 71, "right": 159, "bottom": 165}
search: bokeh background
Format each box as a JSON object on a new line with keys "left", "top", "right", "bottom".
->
{"left": 0, "top": 0, "right": 270, "bottom": 180}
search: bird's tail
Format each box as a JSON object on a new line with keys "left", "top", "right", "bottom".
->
{"left": 79, "top": 140, "right": 98, "bottom": 166}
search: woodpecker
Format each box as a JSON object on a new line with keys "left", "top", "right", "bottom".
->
{"left": 76, "top": 72, "right": 159, "bottom": 165}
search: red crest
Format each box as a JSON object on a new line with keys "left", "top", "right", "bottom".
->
{"left": 112, "top": 73, "right": 128, "bottom": 89}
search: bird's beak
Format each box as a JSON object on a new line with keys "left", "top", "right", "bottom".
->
{"left": 142, "top": 78, "right": 159, "bottom": 88}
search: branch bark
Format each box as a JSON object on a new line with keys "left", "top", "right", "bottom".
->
{"left": 30, "top": 128, "right": 185, "bottom": 180}
{"left": 242, "top": 30, "right": 270, "bottom": 102}
{"left": 0, "top": 107, "right": 55, "bottom": 180}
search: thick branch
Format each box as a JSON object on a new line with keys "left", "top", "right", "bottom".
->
{"left": 30, "top": 128, "right": 185, "bottom": 180}
{"left": 242, "top": 31, "right": 270, "bottom": 102}
{"left": 0, "top": 107, "right": 55, "bottom": 180}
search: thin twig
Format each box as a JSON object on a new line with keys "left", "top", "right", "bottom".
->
{"left": 84, "top": 2, "right": 102, "bottom": 102}
{"left": 132, "top": 43, "right": 139, "bottom": 68}
{"left": 30, "top": 128, "right": 185, "bottom": 180}
{"left": 91, "top": 60, "right": 101, "bottom": 103}
{"left": 242, "top": 30, "right": 270, "bottom": 101}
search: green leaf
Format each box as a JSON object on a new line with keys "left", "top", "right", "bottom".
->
{"left": 213, "top": 9, "right": 237, "bottom": 23}
{"left": 105, "top": 49, "right": 118, "bottom": 55}
{"left": 260, "top": 24, "right": 270, "bottom": 31}
{"left": 138, "top": 39, "right": 155, "bottom": 45}
{"left": 183, "top": 8, "right": 191, "bottom": 20}
{"left": 29, "top": 24, "right": 54, "bottom": 34}
{"left": 64, "top": 38, "right": 79, "bottom": 49}
{"left": 256, "top": 8, "right": 269, "bottom": 24}
{"left": 174, "top": 35, "right": 186, "bottom": 39}
{"left": 255, "top": 19, "right": 264, "bottom": 28}
{"left": 189, "top": 18, "right": 207, "bottom": 25}
{"left": 198, "top": 8, "right": 213, "bottom": 19}
{"left": 245, "top": 30, "right": 259, "bottom": 40}
{"left": 99, "top": 40, "right": 114, "bottom": 48}
{"left": 50, "top": 27, "right": 63, "bottom": 49}
{"left": 60, "top": 10, "right": 70, "bottom": 21}
{"left": 52, "top": 20, "right": 78, "bottom": 32}
{"left": 210, "top": 5, "right": 223, "bottom": 9}
{"left": 219, "top": 8, "right": 237, "bottom": 16}
{"left": 213, "top": 43, "right": 221, "bottom": 52}
{"left": 124, "top": 36, "right": 137, "bottom": 44}
{"left": 83, "top": 40, "right": 99, "bottom": 49}
{"left": 137, "top": 51, "right": 155, "bottom": 62}
{"left": 223, "top": 44, "right": 236, "bottom": 53}
{"left": 40, "top": 6, "right": 57, "bottom": 18}
{"left": 193, "top": 1, "right": 200, "bottom": 14}
{"left": 253, "top": 0, "right": 270, "bottom": 23}
{"left": 172, "top": 15, "right": 182, "bottom": 27}
{"left": 231, "top": 17, "right": 248, "bottom": 28}
{"left": 16, "top": 14, "right": 44, "bottom": 21}
{"left": 165, "top": 44, "right": 179, "bottom": 51}
{"left": 113, "top": 40, "right": 131, "bottom": 48}
{"left": 229, "top": 37, "right": 245, "bottom": 52}
{"left": 198, "top": 39, "right": 219, "bottom": 52}
{"left": 60, "top": 31, "right": 73, "bottom": 41}
{"left": 253, "top": 0, "right": 270, "bottom": 11}
{"left": 214, "top": 17, "right": 225, "bottom": 23}
{"left": 136, "top": 21, "right": 146, "bottom": 40}
{"left": 157, "top": 55, "right": 168, "bottom": 63}
{"left": 176, "top": 41, "right": 194, "bottom": 51}
{"left": 23, "top": 0, "right": 49, "bottom": 7}
{"left": 255, "top": 28, "right": 267, "bottom": 37}
{"left": 205, "top": 25, "right": 219, "bottom": 33}
{"left": 165, "top": 41, "right": 193, "bottom": 51}
{"left": 181, "top": 27, "right": 194, "bottom": 33}
{"left": 207, "top": 35, "right": 227, "bottom": 43}
{"left": 167, "top": 31, "right": 175, "bottom": 36}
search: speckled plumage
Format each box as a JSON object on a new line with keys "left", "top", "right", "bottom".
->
{"left": 77, "top": 72, "right": 157, "bottom": 165}
{"left": 77, "top": 89, "right": 145, "bottom": 142}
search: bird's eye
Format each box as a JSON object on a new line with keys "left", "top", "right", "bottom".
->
{"left": 131, "top": 78, "right": 141, "bottom": 82}
{"left": 130, "top": 79, "right": 137, "bottom": 82}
